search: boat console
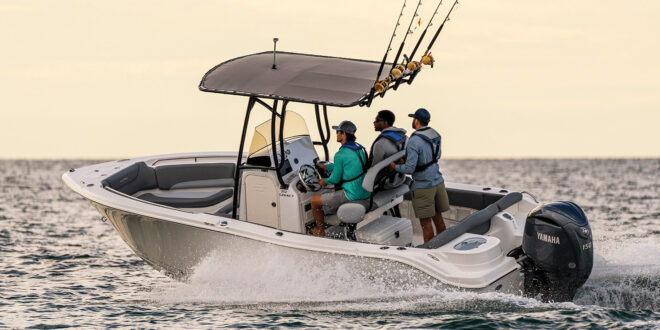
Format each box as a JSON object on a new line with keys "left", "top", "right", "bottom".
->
{"left": 239, "top": 123, "right": 414, "bottom": 246}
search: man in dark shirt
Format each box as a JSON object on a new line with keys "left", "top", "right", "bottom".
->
{"left": 370, "top": 110, "right": 407, "bottom": 189}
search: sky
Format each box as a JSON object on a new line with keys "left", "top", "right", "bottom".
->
{"left": 1, "top": 0, "right": 658, "bottom": 159}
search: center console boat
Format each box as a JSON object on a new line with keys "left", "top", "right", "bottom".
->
{"left": 63, "top": 50, "right": 593, "bottom": 301}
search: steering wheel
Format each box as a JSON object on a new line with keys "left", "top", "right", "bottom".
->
{"left": 298, "top": 164, "right": 322, "bottom": 192}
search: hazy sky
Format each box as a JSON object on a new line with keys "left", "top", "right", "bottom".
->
{"left": 1, "top": 0, "right": 658, "bottom": 159}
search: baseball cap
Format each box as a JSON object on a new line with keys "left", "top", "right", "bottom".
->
{"left": 331, "top": 120, "right": 357, "bottom": 135}
{"left": 408, "top": 108, "right": 431, "bottom": 122}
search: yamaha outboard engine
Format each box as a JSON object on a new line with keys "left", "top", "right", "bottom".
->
{"left": 519, "top": 201, "right": 593, "bottom": 301}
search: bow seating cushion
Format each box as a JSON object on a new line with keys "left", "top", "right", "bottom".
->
{"left": 139, "top": 188, "right": 233, "bottom": 208}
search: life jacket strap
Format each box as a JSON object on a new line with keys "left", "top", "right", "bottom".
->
{"left": 368, "top": 131, "right": 407, "bottom": 166}
{"left": 336, "top": 146, "right": 368, "bottom": 187}
{"left": 412, "top": 132, "right": 440, "bottom": 172}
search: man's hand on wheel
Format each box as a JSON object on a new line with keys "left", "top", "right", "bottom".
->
{"left": 319, "top": 178, "right": 326, "bottom": 187}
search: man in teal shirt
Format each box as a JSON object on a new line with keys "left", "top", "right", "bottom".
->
{"left": 309, "top": 121, "right": 370, "bottom": 237}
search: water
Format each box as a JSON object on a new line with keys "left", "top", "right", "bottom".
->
{"left": 1, "top": 159, "right": 658, "bottom": 328}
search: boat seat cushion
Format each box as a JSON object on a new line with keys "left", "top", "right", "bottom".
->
{"left": 169, "top": 178, "right": 234, "bottom": 189}
{"left": 372, "top": 183, "right": 409, "bottom": 208}
{"left": 155, "top": 163, "right": 235, "bottom": 190}
{"left": 139, "top": 188, "right": 233, "bottom": 208}
{"left": 333, "top": 183, "right": 410, "bottom": 225}
{"left": 336, "top": 202, "right": 368, "bottom": 224}
{"left": 102, "top": 162, "right": 157, "bottom": 196}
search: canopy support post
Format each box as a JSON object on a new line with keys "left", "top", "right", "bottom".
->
{"left": 270, "top": 98, "right": 280, "bottom": 174}
{"left": 254, "top": 98, "right": 282, "bottom": 117}
{"left": 269, "top": 99, "right": 288, "bottom": 189}
{"left": 232, "top": 97, "right": 256, "bottom": 219}
{"left": 314, "top": 104, "right": 330, "bottom": 161}
{"left": 322, "top": 105, "right": 330, "bottom": 159}
{"left": 276, "top": 101, "right": 288, "bottom": 188}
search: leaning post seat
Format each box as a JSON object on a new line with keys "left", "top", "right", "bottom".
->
{"left": 327, "top": 151, "right": 408, "bottom": 225}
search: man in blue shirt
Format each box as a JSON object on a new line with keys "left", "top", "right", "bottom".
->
{"left": 390, "top": 108, "right": 449, "bottom": 242}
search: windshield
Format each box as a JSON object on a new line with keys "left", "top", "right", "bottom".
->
{"left": 248, "top": 111, "right": 310, "bottom": 156}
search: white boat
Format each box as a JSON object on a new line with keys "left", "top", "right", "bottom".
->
{"left": 63, "top": 49, "right": 594, "bottom": 301}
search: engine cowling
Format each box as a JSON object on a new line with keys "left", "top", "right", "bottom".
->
{"left": 520, "top": 201, "right": 593, "bottom": 301}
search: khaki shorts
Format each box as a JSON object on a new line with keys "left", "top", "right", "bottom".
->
{"left": 411, "top": 182, "right": 450, "bottom": 219}
{"left": 321, "top": 190, "right": 350, "bottom": 215}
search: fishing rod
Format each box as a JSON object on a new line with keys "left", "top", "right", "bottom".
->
{"left": 397, "top": 0, "right": 457, "bottom": 88}
{"left": 422, "top": 0, "right": 459, "bottom": 62}
{"left": 389, "top": 0, "right": 443, "bottom": 90}
{"left": 388, "top": 0, "right": 423, "bottom": 77}
{"left": 407, "top": 0, "right": 443, "bottom": 63}
{"left": 373, "top": 0, "right": 408, "bottom": 85}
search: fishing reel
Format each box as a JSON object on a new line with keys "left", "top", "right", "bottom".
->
{"left": 422, "top": 53, "right": 434, "bottom": 67}
{"left": 407, "top": 61, "right": 420, "bottom": 72}
{"left": 373, "top": 80, "right": 388, "bottom": 93}
{"left": 391, "top": 64, "right": 406, "bottom": 79}
{"left": 373, "top": 76, "right": 391, "bottom": 93}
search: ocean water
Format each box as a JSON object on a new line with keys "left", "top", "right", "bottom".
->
{"left": 0, "top": 159, "right": 658, "bottom": 328}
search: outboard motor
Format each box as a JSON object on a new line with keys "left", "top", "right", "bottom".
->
{"left": 519, "top": 201, "right": 593, "bottom": 301}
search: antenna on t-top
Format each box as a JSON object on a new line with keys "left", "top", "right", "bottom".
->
{"left": 272, "top": 38, "right": 279, "bottom": 70}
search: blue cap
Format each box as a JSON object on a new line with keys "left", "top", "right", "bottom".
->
{"left": 408, "top": 108, "right": 431, "bottom": 122}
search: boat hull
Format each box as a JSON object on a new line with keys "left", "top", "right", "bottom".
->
{"left": 94, "top": 201, "right": 523, "bottom": 294}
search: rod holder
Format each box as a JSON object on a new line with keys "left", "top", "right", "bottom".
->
{"left": 272, "top": 37, "right": 279, "bottom": 70}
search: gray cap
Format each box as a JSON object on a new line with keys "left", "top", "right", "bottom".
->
{"left": 332, "top": 120, "right": 357, "bottom": 135}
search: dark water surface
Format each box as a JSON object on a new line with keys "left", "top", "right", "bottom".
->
{"left": 0, "top": 159, "right": 658, "bottom": 328}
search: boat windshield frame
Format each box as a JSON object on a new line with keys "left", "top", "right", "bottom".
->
{"left": 229, "top": 96, "right": 331, "bottom": 219}
{"left": 248, "top": 111, "right": 311, "bottom": 157}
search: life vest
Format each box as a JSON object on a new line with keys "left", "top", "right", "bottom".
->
{"left": 411, "top": 127, "right": 441, "bottom": 172}
{"left": 337, "top": 142, "right": 368, "bottom": 186}
{"left": 368, "top": 130, "right": 407, "bottom": 166}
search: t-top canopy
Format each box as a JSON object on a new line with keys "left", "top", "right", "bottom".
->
{"left": 199, "top": 51, "right": 391, "bottom": 107}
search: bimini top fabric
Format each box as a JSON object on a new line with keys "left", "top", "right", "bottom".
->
{"left": 199, "top": 51, "right": 390, "bottom": 107}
